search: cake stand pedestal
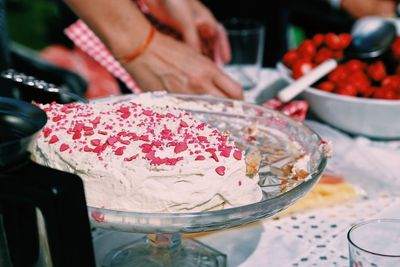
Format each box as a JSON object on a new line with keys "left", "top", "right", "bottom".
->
{"left": 102, "top": 233, "right": 226, "bottom": 267}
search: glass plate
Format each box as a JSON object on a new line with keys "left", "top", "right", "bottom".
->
{"left": 88, "top": 93, "right": 328, "bottom": 267}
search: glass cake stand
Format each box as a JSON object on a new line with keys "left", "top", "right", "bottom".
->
{"left": 88, "top": 94, "right": 328, "bottom": 267}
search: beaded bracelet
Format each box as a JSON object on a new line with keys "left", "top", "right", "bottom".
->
{"left": 119, "top": 26, "right": 156, "bottom": 64}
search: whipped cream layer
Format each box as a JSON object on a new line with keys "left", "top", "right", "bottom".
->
{"left": 32, "top": 93, "right": 262, "bottom": 212}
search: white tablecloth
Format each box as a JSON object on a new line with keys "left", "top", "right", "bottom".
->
{"left": 93, "top": 69, "right": 400, "bottom": 267}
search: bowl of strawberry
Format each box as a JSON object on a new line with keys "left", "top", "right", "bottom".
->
{"left": 277, "top": 32, "right": 400, "bottom": 139}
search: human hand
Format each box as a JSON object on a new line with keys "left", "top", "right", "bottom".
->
{"left": 341, "top": 0, "right": 396, "bottom": 18}
{"left": 142, "top": 0, "right": 230, "bottom": 65}
{"left": 123, "top": 31, "right": 243, "bottom": 99}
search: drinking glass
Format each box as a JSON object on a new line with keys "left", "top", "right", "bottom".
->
{"left": 223, "top": 18, "right": 265, "bottom": 90}
{"left": 348, "top": 219, "right": 400, "bottom": 266}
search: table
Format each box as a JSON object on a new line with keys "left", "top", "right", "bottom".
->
{"left": 93, "top": 69, "right": 400, "bottom": 267}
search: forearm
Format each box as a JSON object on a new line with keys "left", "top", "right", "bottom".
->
{"left": 64, "top": 0, "right": 153, "bottom": 59}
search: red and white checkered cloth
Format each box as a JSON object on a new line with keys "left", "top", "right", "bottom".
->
{"left": 65, "top": 20, "right": 141, "bottom": 94}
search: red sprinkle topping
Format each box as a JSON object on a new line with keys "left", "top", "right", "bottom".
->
{"left": 150, "top": 157, "right": 166, "bottom": 165}
{"left": 49, "top": 135, "right": 59, "bottom": 144}
{"left": 72, "top": 123, "right": 84, "bottom": 132}
{"left": 233, "top": 150, "right": 242, "bottom": 160}
{"left": 146, "top": 150, "right": 156, "bottom": 160}
{"left": 114, "top": 146, "right": 125, "bottom": 156}
{"left": 210, "top": 152, "right": 219, "bottom": 162}
{"left": 140, "top": 143, "right": 153, "bottom": 153}
{"left": 197, "top": 136, "right": 208, "bottom": 142}
{"left": 39, "top": 97, "right": 243, "bottom": 168}
{"left": 152, "top": 140, "right": 162, "bottom": 147}
{"left": 197, "top": 123, "right": 206, "bottom": 130}
{"left": 215, "top": 166, "right": 226, "bottom": 176}
{"left": 180, "top": 120, "right": 188, "bottom": 127}
{"left": 174, "top": 142, "right": 188, "bottom": 154}
{"left": 84, "top": 130, "right": 94, "bottom": 136}
{"left": 60, "top": 143, "right": 69, "bottom": 152}
{"left": 91, "top": 211, "right": 105, "bottom": 222}
{"left": 93, "top": 146, "right": 102, "bottom": 154}
{"left": 72, "top": 131, "right": 82, "bottom": 140}
{"left": 142, "top": 109, "right": 153, "bottom": 116}
{"left": 139, "top": 135, "right": 149, "bottom": 142}
{"left": 121, "top": 112, "right": 130, "bottom": 119}
{"left": 124, "top": 154, "right": 138, "bottom": 161}
{"left": 91, "top": 139, "right": 101, "bottom": 146}
{"left": 107, "top": 136, "right": 119, "bottom": 145}
{"left": 91, "top": 117, "right": 101, "bottom": 125}
{"left": 42, "top": 127, "right": 52, "bottom": 138}
{"left": 220, "top": 146, "right": 232, "bottom": 158}
{"left": 119, "top": 139, "right": 130, "bottom": 145}
{"left": 195, "top": 155, "right": 205, "bottom": 161}
{"left": 52, "top": 115, "right": 63, "bottom": 122}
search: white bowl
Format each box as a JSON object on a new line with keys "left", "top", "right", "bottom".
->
{"left": 277, "top": 62, "right": 400, "bottom": 139}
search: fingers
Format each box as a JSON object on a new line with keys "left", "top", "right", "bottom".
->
{"left": 342, "top": 0, "right": 396, "bottom": 18}
{"left": 200, "top": 82, "right": 231, "bottom": 98}
{"left": 376, "top": 0, "right": 396, "bottom": 17}
{"left": 216, "top": 24, "right": 231, "bottom": 64}
{"left": 213, "top": 71, "right": 244, "bottom": 100}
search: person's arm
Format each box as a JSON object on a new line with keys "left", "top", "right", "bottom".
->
{"left": 63, "top": 0, "right": 243, "bottom": 99}
{"left": 63, "top": 0, "right": 152, "bottom": 61}
{"left": 339, "top": 0, "right": 396, "bottom": 18}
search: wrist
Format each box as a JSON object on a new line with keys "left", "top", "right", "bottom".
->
{"left": 108, "top": 21, "right": 154, "bottom": 62}
{"left": 117, "top": 26, "right": 157, "bottom": 65}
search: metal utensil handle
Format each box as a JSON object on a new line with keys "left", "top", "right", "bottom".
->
{"left": 1, "top": 69, "right": 89, "bottom": 103}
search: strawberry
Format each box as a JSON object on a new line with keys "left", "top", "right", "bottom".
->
{"left": 381, "top": 75, "right": 400, "bottom": 91}
{"left": 328, "top": 66, "right": 347, "bottom": 83}
{"left": 367, "top": 61, "right": 386, "bottom": 82}
{"left": 316, "top": 81, "right": 335, "bottom": 92}
{"left": 325, "top": 33, "right": 342, "bottom": 50}
{"left": 360, "top": 86, "right": 378, "bottom": 98}
{"left": 336, "top": 82, "right": 357, "bottom": 96}
{"left": 333, "top": 50, "right": 344, "bottom": 59}
{"left": 344, "top": 59, "right": 365, "bottom": 73}
{"left": 345, "top": 70, "right": 370, "bottom": 92}
{"left": 314, "top": 47, "right": 334, "bottom": 64}
{"left": 298, "top": 40, "right": 317, "bottom": 59}
{"left": 373, "top": 88, "right": 399, "bottom": 99}
{"left": 282, "top": 49, "right": 299, "bottom": 68}
{"left": 338, "top": 33, "right": 352, "bottom": 49}
{"left": 312, "top": 34, "right": 325, "bottom": 47}
{"left": 292, "top": 60, "right": 314, "bottom": 79}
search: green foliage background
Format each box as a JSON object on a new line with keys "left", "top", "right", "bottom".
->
{"left": 6, "top": 0, "right": 66, "bottom": 50}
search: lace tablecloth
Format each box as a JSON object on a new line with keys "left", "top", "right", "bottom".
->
{"left": 93, "top": 69, "right": 400, "bottom": 267}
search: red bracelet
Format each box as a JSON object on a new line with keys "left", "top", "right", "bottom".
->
{"left": 119, "top": 26, "right": 156, "bottom": 64}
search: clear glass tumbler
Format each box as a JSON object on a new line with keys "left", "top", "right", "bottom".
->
{"left": 348, "top": 219, "right": 400, "bottom": 267}
{"left": 223, "top": 18, "right": 265, "bottom": 91}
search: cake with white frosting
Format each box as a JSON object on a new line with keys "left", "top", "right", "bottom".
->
{"left": 31, "top": 93, "right": 263, "bottom": 212}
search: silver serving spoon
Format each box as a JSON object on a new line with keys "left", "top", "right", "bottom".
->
{"left": 1, "top": 69, "right": 89, "bottom": 103}
{"left": 277, "top": 16, "right": 397, "bottom": 102}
